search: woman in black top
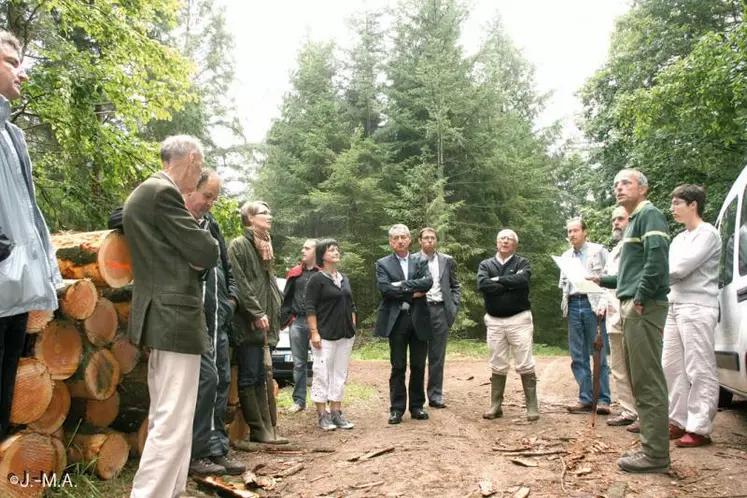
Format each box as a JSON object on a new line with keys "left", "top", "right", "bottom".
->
{"left": 305, "top": 239, "right": 357, "bottom": 431}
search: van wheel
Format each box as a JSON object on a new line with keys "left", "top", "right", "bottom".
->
{"left": 718, "top": 387, "right": 734, "bottom": 408}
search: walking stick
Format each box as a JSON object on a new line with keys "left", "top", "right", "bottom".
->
{"left": 263, "top": 331, "right": 279, "bottom": 438}
{"left": 590, "top": 316, "right": 604, "bottom": 427}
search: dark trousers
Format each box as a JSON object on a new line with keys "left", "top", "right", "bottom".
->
{"left": 426, "top": 303, "right": 449, "bottom": 403}
{"left": 235, "top": 343, "right": 266, "bottom": 389}
{"left": 191, "top": 325, "right": 231, "bottom": 460}
{"left": 0, "top": 313, "right": 28, "bottom": 436}
{"left": 388, "top": 311, "right": 427, "bottom": 412}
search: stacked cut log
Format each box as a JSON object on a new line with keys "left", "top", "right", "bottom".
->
{"left": 0, "top": 229, "right": 138, "bottom": 494}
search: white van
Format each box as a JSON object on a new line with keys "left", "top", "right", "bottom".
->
{"left": 714, "top": 168, "right": 747, "bottom": 405}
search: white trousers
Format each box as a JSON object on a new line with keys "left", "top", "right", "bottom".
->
{"left": 662, "top": 303, "right": 719, "bottom": 436}
{"left": 485, "top": 311, "right": 535, "bottom": 375}
{"left": 130, "top": 349, "right": 201, "bottom": 498}
{"left": 608, "top": 328, "right": 637, "bottom": 419}
{"left": 310, "top": 337, "right": 355, "bottom": 403}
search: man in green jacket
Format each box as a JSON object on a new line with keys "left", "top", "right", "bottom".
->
{"left": 589, "top": 168, "right": 670, "bottom": 474}
{"left": 124, "top": 135, "right": 219, "bottom": 498}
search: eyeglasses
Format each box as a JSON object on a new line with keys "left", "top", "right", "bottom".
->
{"left": 671, "top": 200, "right": 686, "bottom": 207}
{"left": 255, "top": 210, "right": 271, "bottom": 216}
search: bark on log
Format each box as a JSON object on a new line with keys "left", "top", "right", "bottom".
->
{"left": 50, "top": 435, "right": 66, "bottom": 477}
{"left": 110, "top": 333, "right": 140, "bottom": 376}
{"left": 112, "top": 302, "right": 130, "bottom": 329}
{"left": 67, "top": 428, "right": 129, "bottom": 480}
{"left": 33, "top": 321, "right": 83, "bottom": 380}
{"left": 110, "top": 361, "right": 148, "bottom": 433}
{"left": 82, "top": 297, "right": 118, "bottom": 347}
{"left": 52, "top": 230, "right": 132, "bottom": 289}
{"left": 125, "top": 418, "right": 148, "bottom": 458}
{"left": 28, "top": 381, "right": 71, "bottom": 435}
{"left": 0, "top": 432, "right": 61, "bottom": 498}
{"left": 68, "top": 391, "right": 119, "bottom": 428}
{"left": 58, "top": 279, "right": 98, "bottom": 321}
{"left": 10, "top": 358, "right": 53, "bottom": 425}
{"left": 66, "top": 347, "right": 120, "bottom": 401}
{"left": 25, "top": 310, "right": 54, "bottom": 334}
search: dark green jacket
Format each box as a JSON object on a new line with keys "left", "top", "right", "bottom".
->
{"left": 122, "top": 171, "right": 219, "bottom": 354}
{"left": 600, "top": 200, "right": 670, "bottom": 303}
{"left": 228, "top": 228, "right": 282, "bottom": 347}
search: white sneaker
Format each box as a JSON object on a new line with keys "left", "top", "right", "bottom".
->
{"left": 287, "top": 403, "right": 304, "bottom": 413}
{"left": 318, "top": 412, "right": 337, "bottom": 431}
{"left": 331, "top": 411, "right": 354, "bottom": 429}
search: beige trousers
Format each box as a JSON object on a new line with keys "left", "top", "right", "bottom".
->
{"left": 485, "top": 311, "right": 535, "bottom": 375}
{"left": 608, "top": 328, "right": 637, "bottom": 419}
{"left": 130, "top": 349, "right": 201, "bottom": 498}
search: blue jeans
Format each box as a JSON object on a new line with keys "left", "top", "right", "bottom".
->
{"left": 235, "top": 344, "right": 265, "bottom": 389}
{"left": 289, "top": 316, "right": 310, "bottom": 407}
{"left": 568, "top": 297, "right": 611, "bottom": 405}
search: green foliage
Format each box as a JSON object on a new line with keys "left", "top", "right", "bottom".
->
{"left": 252, "top": 0, "right": 568, "bottom": 346}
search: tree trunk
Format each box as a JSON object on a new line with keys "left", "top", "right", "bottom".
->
{"left": 0, "top": 432, "right": 61, "bottom": 498}
{"left": 10, "top": 358, "right": 53, "bottom": 425}
{"left": 51, "top": 230, "right": 132, "bottom": 289}
{"left": 58, "top": 279, "right": 99, "bottom": 321}
{"left": 28, "top": 381, "right": 71, "bottom": 435}
{"left": 33, "top": 321, "right": 83, "bottom": 380}
{"left": 110, "top": 361, "right": 148, "bottom": 433}
{"left": 67, "top": 428, "right": 129, "bottom": 480}
{"left": 125, "top": 418, "right": 148, "bottom": 458}
{"left": 110, "top": 333, "right": 140, "bottom": 376}
{"left": 83, "top": 297, "right": 118, "bottom": 347}
{"left": 68, "top": 391, "right": 119, "bottom": 428}
{"left": 66, "top": 346, "right": 121, "bottom": 401}
{"left": 25, "top": 310, "right": 54, "bottom": 334}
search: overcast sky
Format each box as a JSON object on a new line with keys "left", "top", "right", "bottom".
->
{"left": 223, "top": 0, "right": 630, "bottom": 144}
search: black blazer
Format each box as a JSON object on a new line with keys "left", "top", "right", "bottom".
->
{"left": 435, "top": 253, "right": 461, "bottom": 327}
{"left": 374, "top": 253, "right": 433, "bottom": 340}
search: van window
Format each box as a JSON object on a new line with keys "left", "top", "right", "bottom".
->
{"left": 741, "top": 188, "right": 747, "bottom": 276}
{"left": 720, "top": 196, "right": 738, "bottom": 286}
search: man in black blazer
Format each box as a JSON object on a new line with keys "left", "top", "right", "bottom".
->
{"left": 375, "top": 224, "right": 433, "bottom": 424}
{"left": 417, "top": 227, "right": 461, "bottom": 409}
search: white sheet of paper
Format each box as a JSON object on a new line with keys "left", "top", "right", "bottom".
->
{"left": 552, "top": 255, "right": 606, "bottom": 294}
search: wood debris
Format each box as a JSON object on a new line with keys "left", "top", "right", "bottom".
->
{"left": 513, "top": 487, "right": 530, "bottom": 498}
{"left": 573, "top": 466, "right": 592, "bottom": 476}
{"left": 478, "top": 478, "right": 497, "bottom": 496}
{"left": 193, "top": 476, "right": 260, "bottom": 498}
{"left": 353, "top": 480, "right": 384, "bottom": 490}
{"left": 510, "top": 457, "right": 539, "bottom": 467}
{"left": 242, "top": 471, "right": 277, "bottom": 490}
{"left": 277, "top": 462, "right": 305, "bottom": 478}
{"left": 347, "top": 446, "right": 395, "bottom": 462}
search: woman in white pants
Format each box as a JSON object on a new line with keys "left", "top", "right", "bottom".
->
{"left": 305, "top": 239, "right": 357, "bottom": 431}
{"left": 664, "top": 184, "right": 721, "bottom": 447}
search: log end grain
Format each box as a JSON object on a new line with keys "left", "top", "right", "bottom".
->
{"left": 25, "top": 310, "right": 54, "bottom": 334}
{"left": 68, "top": 431, "right": 129, "bottom": 480}
{"left": 34, "top": 321, "right": 83, "bottom": 380}
{"left": 85, "top": 391, "right": 120, "bottom": 428}
{"left": 85, "top": 349, "right": 121, "bottom": 401}
{"left": 110, "top": 334, "right": 140, "bottom": 376}
{"left": 28, "top": 381, "right": 71, "bottom": 435}
{"left": 0, "top": 432, "right": 59, "bottom": 498}
{"left": 98, "top": 231, "right": 132, "bottom": 289}
{"left": 59, "top": 279, "right": 98, "bottom": 320}
{"left": 83, "top": 298, "right": 118, "bottom": 347}
{"left": 10, "top": 359, "right": 53, "bottom": 425}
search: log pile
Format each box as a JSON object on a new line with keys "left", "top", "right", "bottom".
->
{"left": 0, "top": 229, "right": 137, "bottom": 494}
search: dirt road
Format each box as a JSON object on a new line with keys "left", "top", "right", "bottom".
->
{"left": 191, "top": 357, "right": 747, "bottom": 498}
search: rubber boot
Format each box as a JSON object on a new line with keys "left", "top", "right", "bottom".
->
{"left": 255, "top": 383, "right": 289, "bottom": 444}
{"left": 521, "top": 372, "right": 540, "bottom": 421}
{"left": 235, "top": 386, "right": 277, "bottom": 447}
{"left": 482, "top": 374, "right": 506, "bottom": 419}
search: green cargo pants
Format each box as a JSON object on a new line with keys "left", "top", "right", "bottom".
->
{"left": 620, "top": 299, "right": 669, "bottom": 460}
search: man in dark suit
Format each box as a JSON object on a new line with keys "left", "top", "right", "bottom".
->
{"left": 124, "top": 135, "right": 219, "bottom": 498}
{"left": 417, "top": 227, "right": 461, "bottom": 409}
{"left": 375, "top": 224, "right": 433, "bottom": 424}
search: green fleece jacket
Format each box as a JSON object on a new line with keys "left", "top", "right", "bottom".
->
{"left": 600, "top": 200, "right": 670, "bottom": 303}
{"left": 227, "top": 228, "right": 282, "bottom": 348}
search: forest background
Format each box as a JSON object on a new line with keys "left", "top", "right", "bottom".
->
{"left": 3, "top": 0, "right": 743, "bottom": 347}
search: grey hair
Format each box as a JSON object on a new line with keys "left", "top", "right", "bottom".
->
{"left": 239, "top": 200, "right": 270, "bottom": 227}
{"left": 616, "top": 168, "right": 648, "bottom": 187}
{"left": 388, "top": 224, "right": 411, "bottom": 238}
{"left": 611, "top": 206, "right": 628, "bottom": 218}
{"left": 195, "top": 169, "right": 222, "bottom": 191}
{"left": 0, "top": 31, "right": 21, "bottom": 55}
{"left": 160, "top": 135, "right": 204, "bottom": 163}
{"left": 496, "top": 229, "right": 518, "bottom": 244}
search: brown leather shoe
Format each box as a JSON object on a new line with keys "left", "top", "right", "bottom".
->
{"left": 668, "top": 423, "right": 686, "bottom": 440}
{"left": 626, "top": 421, "right": 640, "bottom": 433}
{"left": 567, "top": 402, "right": 592, "bottom": 414}
{"left": 607, "top": 414, "right": 636, "bottom": 426}
{"left": 675, "top": 432, "right": 712, "bottom": 447}
{"left": 596, "top": 404, "right": 611, "bottom": 415}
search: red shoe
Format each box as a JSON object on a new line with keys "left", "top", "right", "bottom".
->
{"left": 675, "top": 432, "right": 712, "bottom": 447}
{"left": 668, "top": 423, "right": 686, "bottom": 440}
{"left": 626, "top": 421, "right": 640, "bottom": 433}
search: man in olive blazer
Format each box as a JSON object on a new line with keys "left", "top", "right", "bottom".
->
{"left": 375, "top": 224, "right": 433, "bottom": 425}
{"left": 124, "top": 135, "right": 219, "bottom": 498}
